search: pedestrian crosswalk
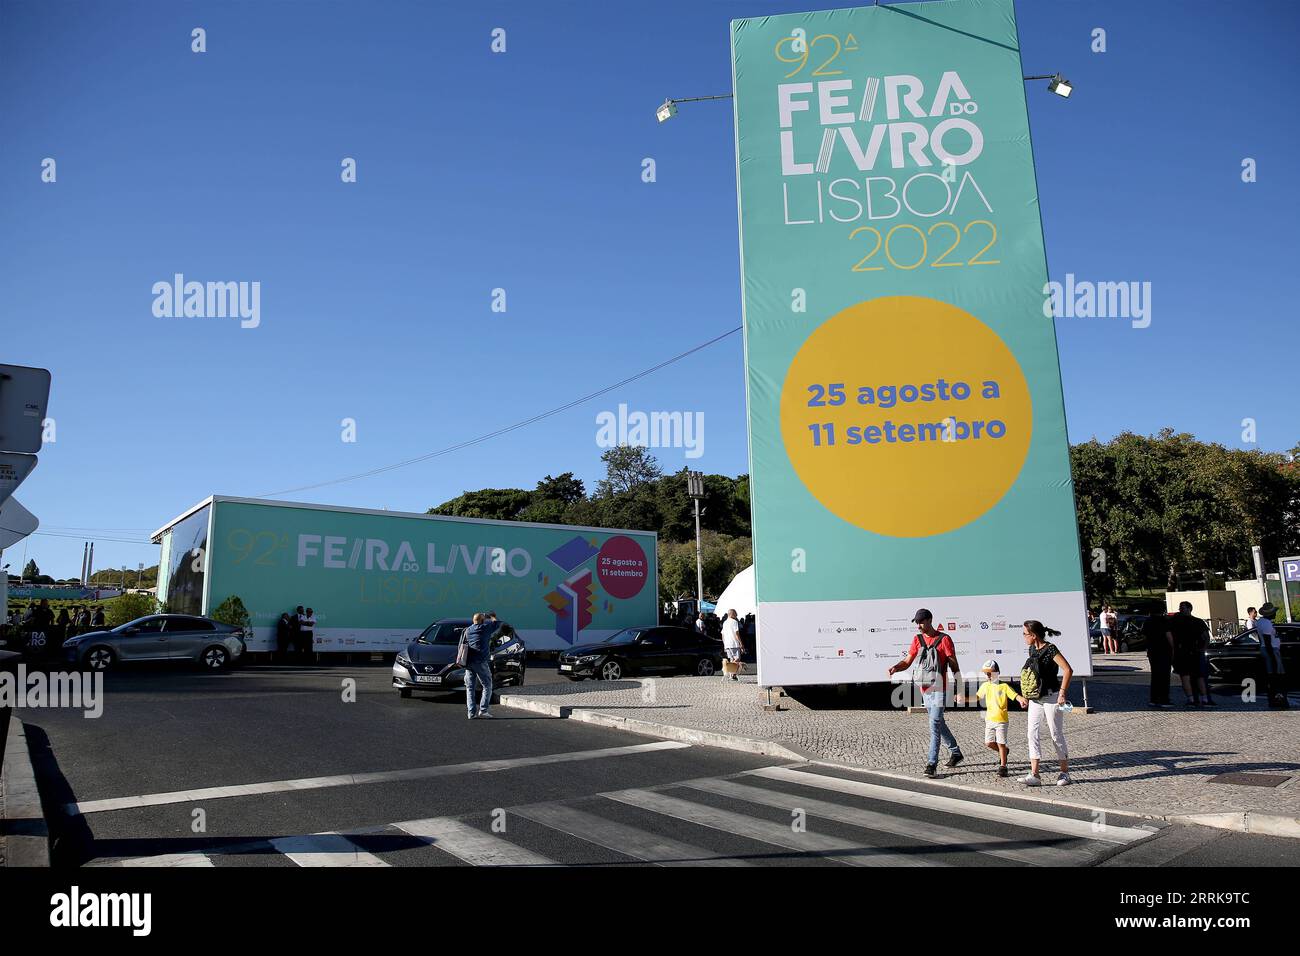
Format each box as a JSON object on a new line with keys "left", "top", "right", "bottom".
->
{"left": 91, "top": 763, "right": 1159, "bottom": 868}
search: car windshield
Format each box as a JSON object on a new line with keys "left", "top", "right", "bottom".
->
{"left": 602, "top": 628, "right": 645, "bottom": 645}
{"left": 417, "top": 622, "right": 466, "bottom": 645}
{"left": 110, "top": 617, "right": 151, "bottom": 633}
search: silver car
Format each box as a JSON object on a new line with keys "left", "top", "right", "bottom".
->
{"left": 63, "top": 614, "right": 246, "bottom": 671}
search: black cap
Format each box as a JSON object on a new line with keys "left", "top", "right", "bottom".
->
{"left": 912, "top": 608, "right": 932, "bottom": 624}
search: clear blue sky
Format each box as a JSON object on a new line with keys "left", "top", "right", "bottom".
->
{"left": 3, "top": 0, "right": 1297, "bottom": 579}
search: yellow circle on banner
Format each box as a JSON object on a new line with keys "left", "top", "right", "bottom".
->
{"left": 780, "top": 296, "right": 1032, "bottom": 537}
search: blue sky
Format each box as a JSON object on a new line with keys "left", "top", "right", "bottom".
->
{"left": 3, "top": 0, "right": 1297, "bottom": 578}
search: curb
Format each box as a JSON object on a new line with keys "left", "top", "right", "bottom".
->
{"left": 498, "top": 691, "right": 1300, "bottom": 840}
{"left": 1, "top": 716, "right": 50, "bottom": 867}
{"left": 498, "top": 694, "right": 807, "bottom": 763}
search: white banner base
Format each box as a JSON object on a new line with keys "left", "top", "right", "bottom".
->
{"left": 757, "top": 590, "right": 1092, "bottom": 687}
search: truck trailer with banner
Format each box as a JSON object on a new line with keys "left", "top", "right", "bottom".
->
{"left": 151, "top": 496, "right": 658, "bottom": 654}
{"left": 731, "top": 0, "right": 1092, "bottom": 686}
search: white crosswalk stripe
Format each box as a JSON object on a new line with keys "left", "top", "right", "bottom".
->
{"left": 510, "top": 801, "right": 753, "bottom": 866}
{"left": 85, "top": 763, "right": 1156, "bottom": 867}
{"left": 601, "top": 787, "right": 945, "bottom": 866}
{"left": 678, "top": 776, "right": 1097, "bottom": 867}
{"left": 746, "top": 766, "right": 1153, "bottom": 845}
{"left": 106, "top": 852, "right": 216, "bottom": 867}
{"left": 270, "top": 833, "right": 390, "bottom": 867}
{"left": 392, "top": 817, "right": 556, "bottom": 866}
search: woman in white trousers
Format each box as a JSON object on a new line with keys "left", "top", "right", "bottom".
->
{"left": 1019, "top": 620, "right": 1074, "bottom": 787}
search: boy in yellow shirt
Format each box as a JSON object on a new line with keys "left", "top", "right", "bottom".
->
{"left": 977, "top": 659, "right": 1027, "bottom": 777}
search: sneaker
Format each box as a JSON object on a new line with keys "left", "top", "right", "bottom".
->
{"left": 1056, "top": 773, "right": 1071, "bottom": 786}
{"left": 467, "top": 713, "right": 478, "bottom": 720}
{"left": 477, "top": 712, "right": 493, "bottom": 719}
{"left": 1019, "top": 773, "right": 1042, "bottom": 787}
{"left": 923, "top": 763, "right": 937, "bottom": 777}
{"left": 996, "top": 766, "right": 1008, "bottom": 778}
{"left": 946, "top": 752, "right": 964, "bottom": 769}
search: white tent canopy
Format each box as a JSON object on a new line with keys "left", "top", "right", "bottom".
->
{"left": 713, "top": 564, "right": 756, "bottom": 619}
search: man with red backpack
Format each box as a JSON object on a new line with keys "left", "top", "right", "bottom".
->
{"left": 888, "top": 608, "right": 967, "bottom": 777}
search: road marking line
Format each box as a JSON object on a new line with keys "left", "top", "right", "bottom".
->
{"left": 97, "top": 852, "right": 216, "bottom": 867}
{"left": 681, "top": 776, "right": 1098, "bottom": 867}
{"left": 270, "top": 833, "right": 390, "bottom": 867}
{"left": 63, "top": 740, "right": 690, "bottom": 816}
{"left": 746, "top": 766, "right": 1151, "bottom": 845}
{"left": 601, "top": 788, "right": 945, "bottom": 866}
{"left": 510, "top": 801, "right": 753, "bottom": 866}
{"left": 392, "top": 817, "right": 555, "bottom": 866}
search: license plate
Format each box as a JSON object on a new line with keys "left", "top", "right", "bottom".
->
{"left": 414, "top": 676, "right": 441, "bottom": 684}
{"left": 559, "top": 664, "right": 572, "bottom": 671}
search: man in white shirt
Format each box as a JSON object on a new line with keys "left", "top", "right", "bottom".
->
{"left": 1254, "top": 603, "right": 1285, "bottom": 706}
{"left": 721, "top": 609, "right": 745, "bottom": 681}
{"left": 298, "top": 606, "right": 317, "bottom": 662}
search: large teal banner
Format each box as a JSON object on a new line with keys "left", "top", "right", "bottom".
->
{"left": 732, "top": 0, "right": 1089, "bottom": 684}
{"left": 206, "top": 498, "right": 657, "bottom": 652}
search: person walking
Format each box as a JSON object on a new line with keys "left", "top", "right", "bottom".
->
{"left": 977, "top": 660, "right": 1026, "bottom": 778}
{"left": 1254, "top": 603, "right": 1287, "bottom": 708}
{"left": 887, "top": 609, "right": 966, "bottom": 778}
{"left": 695, "top": 613, "right": 708, "bottom": 636}
{"left": 1018, "top": 620, "right": 1073, "bottom": 787}
{"left": 461, "top": 612, "right": 497, "bottom": 719}
{"left": 1170, "top": 601, "right": 1210, "bottom": 707}
{"left": 721, "top": 608, "right": 746, "bottom": 680}
{"left": 1144, "top": 611, "right": 1174, "bottom": 708}
{"left": 91, "top": 606, "right": 105, "bottom": 628}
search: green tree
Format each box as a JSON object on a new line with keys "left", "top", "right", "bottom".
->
{"left": 427, "top": 488, "right": 534, "bottom": 521}
{"left": 594, "top": 446, "right": 662, "bottom": 498}
{"left": 517, "top": 473, "right": 586, "bottom": 524}
{"left": 210, "top": 595, "right": 251, "bottom": 632}
{"left": 22, "top": 559, "right": 39, "bottom": 579}
{"left": 106, "top": 592, "right": 158, "bottom": 627}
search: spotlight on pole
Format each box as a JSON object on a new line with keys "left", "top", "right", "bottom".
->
{"left": 656, "top": 99, "right": 678, "bottom": 123}
{"left": 1024, "top": 72, "right": 1073, "bottom": 99}
{"left": 1048, "top": 73, "right": 1073, "bottom": 98}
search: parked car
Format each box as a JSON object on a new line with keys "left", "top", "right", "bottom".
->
{"left": 558, "top": 625, "right": 723, "bottom": 681}
{"left": 1089, "top": 614, "right": 1149, "bottom": 653}
{"left": 63, "top": 614, "right": 246, "bottom": 671}
{"left": 392, "top": 618, "right": 525, "bottom": 698}
{"left": 1204, "top": 624, "right": 1299, "bottom": 688}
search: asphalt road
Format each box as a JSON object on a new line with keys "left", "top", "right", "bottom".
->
{"left": 11, "top": 660, "right": 1293, "bottom": 867}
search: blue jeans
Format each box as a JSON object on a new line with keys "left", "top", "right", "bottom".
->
{"left": 923, "top": 690, "right": 961, "bottom": 765}
{"left": 464, "top": 658, "right": 493, "bottom": 716}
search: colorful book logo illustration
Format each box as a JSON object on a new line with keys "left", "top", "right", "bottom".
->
{"left": 543, "top": 535, "right": 599, "bottom": 644}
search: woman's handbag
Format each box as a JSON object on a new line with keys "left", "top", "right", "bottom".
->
{"left": 455, "top": 637, "right": 470, "bottom": 668}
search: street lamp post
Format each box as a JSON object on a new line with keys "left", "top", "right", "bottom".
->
{"left": 686, "top": 471, "right": 706, "bottom": 611}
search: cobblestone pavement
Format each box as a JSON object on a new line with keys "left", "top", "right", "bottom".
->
{"left": 508, "top": 656, "right": 1300, "bottom": 824}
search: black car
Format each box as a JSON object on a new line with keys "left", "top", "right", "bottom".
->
{"left": 392, "top": 618, "right": 526, "bottom": 698}
{"left": 557, "top": 625, "right": 723, "bottom": 681}
{"left": 1205, "top": 624, "right": 1299, "bottom": 688}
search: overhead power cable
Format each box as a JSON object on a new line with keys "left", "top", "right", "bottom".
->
{"left": 255, "top": 325, "right": 743, "bottom": 499}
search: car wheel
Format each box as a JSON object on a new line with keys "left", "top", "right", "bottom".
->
{"left": 399, "top": 688, "right": 412, "bottom": 699}
{"left": 599, "top": 659, "right": 624, "bottom": 681}
{"left": 200, "top": 646, "right": 230, "bottom": 670}
{"left": 86, "top": 646, "right": 115, "bottom": 672}
{"left": 696, "top": 657, "right": 716, "bottom": 676}
{"left": 1118, "top": 639, "right": 1129, "bottom": 653}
